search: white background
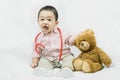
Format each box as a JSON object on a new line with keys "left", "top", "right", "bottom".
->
{"left": 0, "top": 0, "right": 120, "bottom": 80}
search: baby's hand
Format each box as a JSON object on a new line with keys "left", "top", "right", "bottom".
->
{"left": 30, "top": 63, "right": 38, "bottom": 68}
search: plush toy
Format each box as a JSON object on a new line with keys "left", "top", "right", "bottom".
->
{"left": 72, "top": 29, "right": 112, "bottom": 73}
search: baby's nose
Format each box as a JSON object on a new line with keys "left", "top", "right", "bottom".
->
{"left": 43, "top": 20, "right": 48, "bottom": 23}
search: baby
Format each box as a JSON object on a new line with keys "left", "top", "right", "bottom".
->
{"left": 31, "top": 5, "right": 77, "bottom": 78}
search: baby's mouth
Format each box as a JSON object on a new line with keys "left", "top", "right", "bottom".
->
{"left": 43, "top": 26, "right": 49, "bottom": 30}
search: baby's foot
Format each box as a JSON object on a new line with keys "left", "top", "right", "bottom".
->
{"left": 33, "top": 67, "right": 53, "bottom": 77}
{"left": 56, "top": 67, "right": 73, "bottom": 78}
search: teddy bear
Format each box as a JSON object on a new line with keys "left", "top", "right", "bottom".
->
{"left": 72, "top": 29, "right": 112, "bottom": 73}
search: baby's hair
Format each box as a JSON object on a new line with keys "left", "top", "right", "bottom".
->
{"left": 38, "top": 5, "right": 58, "bottom": 21}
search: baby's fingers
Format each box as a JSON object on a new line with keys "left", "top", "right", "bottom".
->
{"left": 31, "top": 63, "right": 37, "bottom": 68}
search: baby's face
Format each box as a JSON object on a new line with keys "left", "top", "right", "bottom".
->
{"left": 38, "top": 10, "right": 58, "bottom": 34}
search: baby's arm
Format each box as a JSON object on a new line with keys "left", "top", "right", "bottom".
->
{"left": 31, "top": 41, "right": 42, "bottom": 68}
{"left": 64, "top": 34, "right": 79, "bottom": 46}
{"left": 31, "top": 57, "right": 40, "bottom": 68}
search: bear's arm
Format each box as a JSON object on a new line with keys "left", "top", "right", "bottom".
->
{"left": 97, "top": 48, "right": 112, "bottom": 67}
{"left": 77, "top": 53, "right": 83, "bottom": 58}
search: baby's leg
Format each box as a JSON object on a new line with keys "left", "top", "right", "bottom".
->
{"left": 38, "top": 57, "right": 53, "bottom": 69}
{"left": 62, "top": 54, "right": 74, "bottom": 70}
{"left": 33, "top": 57, "right": 54, "bottom": 77}
{"left": 56, "top": 54, "right": 74, "bottom": 78}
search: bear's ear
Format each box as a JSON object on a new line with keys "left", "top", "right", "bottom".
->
{"left": 73, "top": 39, "right": 76, "bottom": 46}
{"left": 73, "top": 34, "right": 80, "bottom": 46}
{"left": 85, "top": 29, "right": 94, "bottom": 35}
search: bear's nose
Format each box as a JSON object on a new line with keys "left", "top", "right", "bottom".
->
{"left": 81, "top": 43, "right": 84, "bottom": 46}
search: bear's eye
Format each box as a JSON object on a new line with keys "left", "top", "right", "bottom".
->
{"left": 83, "top": 39, "right": 86, "bottom": 41}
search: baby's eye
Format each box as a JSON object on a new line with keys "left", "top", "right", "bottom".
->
{"left": 48, "top": 19, "right": 52, "bottom": 21}
{"left": 40, "top": 19, "right": 44, "bottom": 21}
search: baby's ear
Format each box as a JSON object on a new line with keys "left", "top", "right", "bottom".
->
{"left": 56, "top": 21, "right": 59, "bottom": 25}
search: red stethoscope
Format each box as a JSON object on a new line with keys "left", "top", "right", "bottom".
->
{"left": 34, "top": 27, "right": 63, "bottom": 61}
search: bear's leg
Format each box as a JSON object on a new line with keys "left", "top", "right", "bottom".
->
{"left": 82, "top": 59, "right": 102, "bottom": 73}
{"left": 92, "top": 63, "right": 103, "bottom": 72}
{"left": 82, "top": 59, "right": 92, "bottom": 72}
{"left": 73, "top": 58, "right": 83, "bottom": 71}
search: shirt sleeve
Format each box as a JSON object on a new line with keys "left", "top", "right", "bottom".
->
{"left": 32, "top": 42, "right": 41, "bottom": 57}
{"left": 32, "top": 32, "right": 45, "bottom": 57}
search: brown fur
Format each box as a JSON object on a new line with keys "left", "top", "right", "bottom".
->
{"left": 72, "top": 29, "right": 112, "bottom": 73}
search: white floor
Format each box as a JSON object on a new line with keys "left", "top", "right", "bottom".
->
{"left": 0, "top": 49, "right": 120, "bottom": 80}
{"left": 0, "top": 0, "right": 120, "bottom": 80}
